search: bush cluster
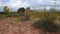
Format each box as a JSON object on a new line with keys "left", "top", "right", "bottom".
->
{"left": 32, "top": 17, "right": 60, "bottom": 32}
{"left": 32, "top": 10, "right": 60, "bottom": 33}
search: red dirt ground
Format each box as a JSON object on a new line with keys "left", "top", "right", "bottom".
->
{"left": 0, "top": 17, "right": 40, "bottom": 34}
{"left": 0, "top": 17, "right": 60, "bottom": 34}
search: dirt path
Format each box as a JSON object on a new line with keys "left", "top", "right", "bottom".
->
{"left": 0, "top": 17, "right": 40, "bottom": 34}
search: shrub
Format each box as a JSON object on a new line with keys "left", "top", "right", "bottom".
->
{"left": 32, "top": 11, "right": 60, "bottom": 34}
{"left": 17, "top": 7, "right": 30, "bottom": 21}
{"left": 32, "top": 17, "right": 60, "bottom": 33}
{"left": 32, "top": 11, "right": 42, "bottom": 18}
{"left": 17, "top": 7, "right": 25, "bottom": 16}
{"left": 5, "top": 14, "right": 11, "bottom": 17}
{"left": 19, "top": 15, "right": 30, "bottom": 21}
{"left": 18, "top": 10, "right": 31, "bottom": 21}
{"left": 3, "top": 6, "right": 9, "bottom": 14}
{"left": 57, "top": 16, "right": 60, "bottom": 21}
{"left": 12, "top": 13, "right": 18, "bottom": 17}
{"left": 0, "top": 14, "right": 6, "bottom": 20}
{"left": 25, "top": 15, "right": 30, "bottom": 21}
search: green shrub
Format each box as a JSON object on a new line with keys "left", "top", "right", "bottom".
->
{"left": 32, "top": 17, "right": 60, "bottom": 33}
{"left": 19, "top": 15, "right": 30, "bottom": 21}
{"left": 17, "top": 7, "right": 25, "bottom": 16}
{"left": 0, "top": 14, "right": 6, "bottom": 20}
{"left": 32, "top": 15, "right": 60, "bottom": 33}
{"left": 25, "top": 15, "right": 30, "bottom": 20}
{"left": 5, "top": 14, "right": 11, "bottom": 17}
{"left": 32, "top": 11, "right": 42, "bottom": 18}
{"left": 12, "top": 13, "right": 18, "bottom": 17}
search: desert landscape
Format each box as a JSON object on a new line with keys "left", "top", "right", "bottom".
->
{"left": 0, "top": 0, "right": 60, "bottom": 34}
{"left": 0, "top": 14, "right": 60, "bottom": 34}
{"left": 0, "top": 17, "right": 40, "bottom": 34}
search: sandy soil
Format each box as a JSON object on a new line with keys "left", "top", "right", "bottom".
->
{"left": 0, "top": 17, "right": 40, "bottom": 34}
{"left": 0, "top": 17, "right": 60, "bottom": 34}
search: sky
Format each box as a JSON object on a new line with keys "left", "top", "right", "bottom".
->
{"left": 0, "top": 0, "right": 60, "bottom": 11}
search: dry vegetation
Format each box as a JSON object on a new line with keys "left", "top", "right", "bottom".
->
{"left": 0, "top": 6, "right": 60, "bottom": 34}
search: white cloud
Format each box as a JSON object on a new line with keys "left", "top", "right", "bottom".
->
{"left": 37, "top": 0, "right": 44, "bottom": 2}
{"left": 3, "top": 0, "right": 30, "bottom": 8}
{"left": 0, "top": 0, "right": 59, "bottom": 7}
{"left": 50, "top": 0, "right": 59, "bottom": 5}
{"left": 0, "top": 3, "right": 1, "bottom": 6}
{"left": 0, "top": 0, "right": 60, "bottom": 11}
{"left": 33, "top": 0, "right": 44, "bottom": 3}
{"left": 0, "top": 1, "right": 2, "bottom": 6}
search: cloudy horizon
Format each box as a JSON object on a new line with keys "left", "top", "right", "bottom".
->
{"left": 0, "top": 0, "right": 60, "bottom": 11}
